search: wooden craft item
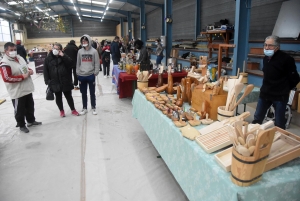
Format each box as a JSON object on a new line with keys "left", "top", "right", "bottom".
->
{"left": 231, "top": 128, "right": 275, "bottom": 187}
{"left": 195, "top": 125, "right": 232, "bottom": 153}
{"left": 176, "top": 85, "right": 181, "bottom": 100}
{"left": 201, "top": 113, "right": 213, "bottom": 125}
{"left": 230, "top": 84, "right": 254, "bottom": 111}
{"left": 227, "top": 83, "right": 244, "bottom": 111}
{"left": 188, "top": 113, "right": 201, "bottom": 127}
{"left": 180, "top": 125, "right": 201, "bottom": 140}
{"left": 167, "top": 66, "right": 174, "bottom": 94}
{"left": 181, "top": 78, "right": 188, "bottom": 102}
{"left": 185, "top": 77, "right": 192, "bottom": 105}
{"left": 174, "top": 115, "right": 187, "bottom": 127}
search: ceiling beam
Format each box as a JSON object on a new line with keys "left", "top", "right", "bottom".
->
{"left": 36, "top": 2, "right": 139, "bottom": 16}
{"left": 145, "top": 1, "right": 163, "bottom": 8}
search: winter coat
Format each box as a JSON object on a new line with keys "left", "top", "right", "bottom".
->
{"left": 16, "top": 44, "right": 27, "bottom": 62}
{"left": 43, "top": 51, "right": 74, "bottom": 92}
{"left": 63, "top": 43, "right": 78, "bottom": 67}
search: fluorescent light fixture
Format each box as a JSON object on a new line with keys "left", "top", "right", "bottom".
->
{"left": 93, "top": 16, "right": 101, "bottom": 18}
{"left": 70, "top": 0, "right": 73, "bottom": 3}
{"left": 82, "top": 15, "right": 91, "bottom": 17}
{"left": 92, "top": 1, "right": 106, "bottom": 5}
{"left": 53, "top": 15, "right": 58, "bottom": 17}
{"left": 81, "top": 8, "right": 90, "bottom": 12}
{"left": 34, "top": 20, "right": 38, "bottom": 23}
{"left": 102, "top": 16, "right": 104, "bottom": 19}
{"left": 14, "top": 13, "right": 21, "bottom": 16}
{"left": 8, "top": 2, "right": 17, "bottom": 5}
{"left": 103, "top": 11, "right": 106, "bottom": 15}
{"left": 109, "top": 0, "right": 113, "bottom": 3}
{"left": 77, "top": 12, "right": 79, "bottom": 16}
{"left": 92, "top": 10, "right": 103, "bottom": 13}
{"left": 0, "top": 7, "right": 5, "bottom": 10}
{"left": 101, "top": 19, "right": 103, "bottom": 22}
{"left": 74, "top": 6, "right": 77, "bottom": 10}
{"left": 80, "top": 20, "right": 82, "bottom": 22}
{"left": 45, "top": 13, "right": 49, "bottom": 16}
{"left": 106, "top": 6, "right": 109, "bottom": 10}
{"left": 35, "top": 6, "right": 42, "bottom": 12}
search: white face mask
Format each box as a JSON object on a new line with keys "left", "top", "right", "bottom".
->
{"left": 8, "top": 51, "right": 17, "bottom": 58}
{"left": 53, "top": 49, "right": 59, "bottom": 55}
{"left": 82, "top": 44, "right": 88, "bottom": 47}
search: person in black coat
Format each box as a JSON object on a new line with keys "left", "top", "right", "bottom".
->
{"left": 16, "top": 40, "right": 27, "bottom": 63}
{"left": 110, "top": 36, "right": 121, "bottom": 65}
{"left": 43, "top": 43, "right": 80, "bottom": 117}
{"left": 63, "top": 40, "right": 79, "bottom": 89}
{"left": 134, "top": 39, "right": 151, "bottom": 71}
{"left": 252, "top": 35, "right": 300, "bottom": 129}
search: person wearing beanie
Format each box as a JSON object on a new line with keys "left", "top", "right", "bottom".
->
{"left": 76, "top": 34, "right": 100, "bottom": 115}
{"left": 16, "top": 40, "right": 27, "bottom": 63}
{"left": 63, "top": 40, "right": 79, "bottom": 89}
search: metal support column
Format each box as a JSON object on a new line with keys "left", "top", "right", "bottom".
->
{"left": 71, "top": 17, "right": 74, "bottom": 37}
{"left": 140, "top": 0, "right": 146, "bottom": 42}
{"left": 162, "top": 6, "right": 165, "bottom": 35}
{"left": 127, "top": 11, "right": 132, "bottom": 40}
{"left": 195, "top": 0, "right": 201, "bottom": 40}
{"left": 232, "top": 0, "right": 251, "bottom": 75}
{"left": 164, "top": 0, "right": 172, "bottom": 65}
{"left": 120, "top": 18, "right": 124, "bottom": 37}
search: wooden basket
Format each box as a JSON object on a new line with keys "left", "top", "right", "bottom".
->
{"left": 231, "top": 128, "right": 275, "bottom": 187}
{"left": 137, "top": 81, "right": 148, "bottom": 90}
{"left": 217, "top": 106, "right": 234, "bottom": 121}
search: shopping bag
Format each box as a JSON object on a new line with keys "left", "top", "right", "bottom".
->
{"left": 46, "top": 87, "right": 54, "bottom": 101}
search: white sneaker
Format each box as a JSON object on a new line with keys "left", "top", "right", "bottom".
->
{"left": 92, "top": 108, "right": 97, "bottom": 115}
{"left": 79, "top": 109, "right": 87, "bottom": 115}
{"left": 104, "top": 75, "right": 107, "bottom": 78}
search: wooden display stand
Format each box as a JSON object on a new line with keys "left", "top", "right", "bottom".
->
{"left": 191, "top": 87, "right": 228, "bottom": 120}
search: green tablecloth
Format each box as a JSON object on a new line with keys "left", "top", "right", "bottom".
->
{"left": 132, "top": 90, "right": 300, "bottom": 201}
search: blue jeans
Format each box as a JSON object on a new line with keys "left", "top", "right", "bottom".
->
{"left": 253, "top": 98, "right": 287, "bottom": 129}
{"left": 156, "top": 56, "right": 163, "bottom": 65}
{"left": 78, "top": 74, "right": 96, "bottom": 109}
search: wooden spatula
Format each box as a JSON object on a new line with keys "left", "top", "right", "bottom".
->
{"left": 230, "top": 84, "right": 254, "bottom": 111}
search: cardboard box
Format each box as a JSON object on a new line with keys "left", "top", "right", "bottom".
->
{"left": 249, "top": 47, "right": 264, "bottom": 55}
{"left": 298, "top": 93, "right": 300, "bottom": 113}
{"left": 291, "top": 90, "right": 300, "bottom": 110}
{"left": 247, "top": 62, "right": 260, "bottom": 70}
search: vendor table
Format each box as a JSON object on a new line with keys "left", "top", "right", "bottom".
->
{"left": 132, "top": 89, "right": 300, "bottom": 201}
{"left": 112, "top": 65, "right": 188, "bottom": 98}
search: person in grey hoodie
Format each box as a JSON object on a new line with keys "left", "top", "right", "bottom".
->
{"left": 76, "top": 34, "right": 100, "bottom": 115}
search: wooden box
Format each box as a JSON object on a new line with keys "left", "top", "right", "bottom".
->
{"left": 247, "top": 62, "right": 260, "bottom": 70}
{"left": 291, "top": 90, "right": 300, "bottom": 110}
{"left": 170, "top": 48, "right": 179, "bottom": 58}
{"left": 191, "top": 87, "right": 228, "bottom": 120}
{"left": 249, "top": 47, "right": 264, "bottom": 55}
{"left": 214, "top": 127, "right": 300, "bottom": 172}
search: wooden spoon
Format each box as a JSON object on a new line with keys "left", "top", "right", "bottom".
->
{"left": 231, "top": 84, "right": 254, "bottom": 111}
{"left": 228, "top": 83, "right": 244, "bottom": 111}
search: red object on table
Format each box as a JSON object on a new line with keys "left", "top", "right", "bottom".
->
{"left": 118, "top": 72, "right": 188, "bottom": 98}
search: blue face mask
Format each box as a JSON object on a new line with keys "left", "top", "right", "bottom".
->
{"left": 155, "top": 42, "right": 158, "bottom": 45}
{"left": 264, "top": 49, "right": 274, "bottom": 57}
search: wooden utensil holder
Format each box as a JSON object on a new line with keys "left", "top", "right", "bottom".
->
{"left": 217, "top": 106, "right": 235, "bottom": 121}
{"left": 137, "top": 81, "right": 148, "bottom": 90}
{"left": 231, "top": 128, "right": 275, "bottom": 187}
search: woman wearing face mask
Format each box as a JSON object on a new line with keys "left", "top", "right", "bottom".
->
{"left": 134, "top": 39, "right": 151, "bottom": 71}
{"left": 252, "top": 35, "right": 300, "bottom": 129}
{"left": 43, "top": 43, "right": 80, "bottom": 117}
{"left": 155, "top": 38, "right": 164, "bottom": 66}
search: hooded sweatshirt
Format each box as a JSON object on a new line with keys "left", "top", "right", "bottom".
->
{"left": 76, "top": 34, "right": 100, "bottom": 76}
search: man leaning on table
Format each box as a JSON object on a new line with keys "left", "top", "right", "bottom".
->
{"left": 252, "top": 35, "right": 300, "bottom": 129}
{"left": 0, "top": 42, "right": 42, "bottom": 133}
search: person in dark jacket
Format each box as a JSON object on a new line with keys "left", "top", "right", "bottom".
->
{"left": 43, "top": 43, "right": 80, "bottom": 117}
{"left": 110, "top": 36, "right": 121, "bottom": 65}
{"left": 134, "top": 39, "right": 151, "bottom": 71}
{"left": 63, "top": 40, "right": 79, "bottom": 89}
{"left": 16, "top": 40, "right": 27, "bottom": 63}
{"left": 155, "top": 38, "right": 164, "bottom": 65}
{"left": 252, "top": 35, "right": 300, "bottom": 129}
{"left": 101, "top": 40, "right": 111, "bottom": 78}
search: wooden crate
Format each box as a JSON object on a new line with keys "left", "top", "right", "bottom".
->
{"left": 291, "top": 90, "right": 300, "bottom": 110}
{"left": 247, "top": 62, "right": 260, "bottom": 70}
{"left": 249, "top": 47, "right": 264, "bottom": 55}
{"left": 214, "top": 127, "right": 300, "bottom": 172}
{"left": 191, "top": 87, "right": 228, "bottom": 120}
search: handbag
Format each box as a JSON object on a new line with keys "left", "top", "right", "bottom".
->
{"left": 46, "top": 86, "right": 54, "bottom": 101}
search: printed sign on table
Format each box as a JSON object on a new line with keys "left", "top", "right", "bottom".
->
{"left": 33, "top": 52, "right": 48, "bottom": 74}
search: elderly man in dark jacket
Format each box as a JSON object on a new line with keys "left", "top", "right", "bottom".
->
{"left": 110, "top": 36, "right": 121, "bottom": 65}
{"left": 44, "top": 43, "right": 79, "bottom": 117}
{"left": 16, "top": 40, "right": 27, "bottom": 63}
{"left": 63, "top": 40, "right": 79, "bottom": 89}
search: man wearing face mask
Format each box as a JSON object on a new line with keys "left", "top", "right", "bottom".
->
{"left": 252, "top": 35, "right": 300, "bottom": 129}
{"left": 0, "top": 42, "right": 42, "bottom": 133}
{"left": 155, "top": 38, "right": 164, "bottom": 66}
{"left": 76, "top": 34, "right": 100, "bottom": 115}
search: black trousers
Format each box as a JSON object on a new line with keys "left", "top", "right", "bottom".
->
{"left": 54, "top": 91, "right": 75, "bottom": 111}
{"left": 112, "top": 56, "right": 120, "bottom": 65}
{"left": 103, "top": 59, "right": 110, "bottom": 76}
{"left": 12, "top": 93, "right": 35, "bottom": 127}
{"left": 71, "top": 66, "right": 78, "bottom": 86}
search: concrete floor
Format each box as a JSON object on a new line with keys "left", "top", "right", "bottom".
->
{"left": 0, "top": 62, "right": 299, "bottom": 201}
